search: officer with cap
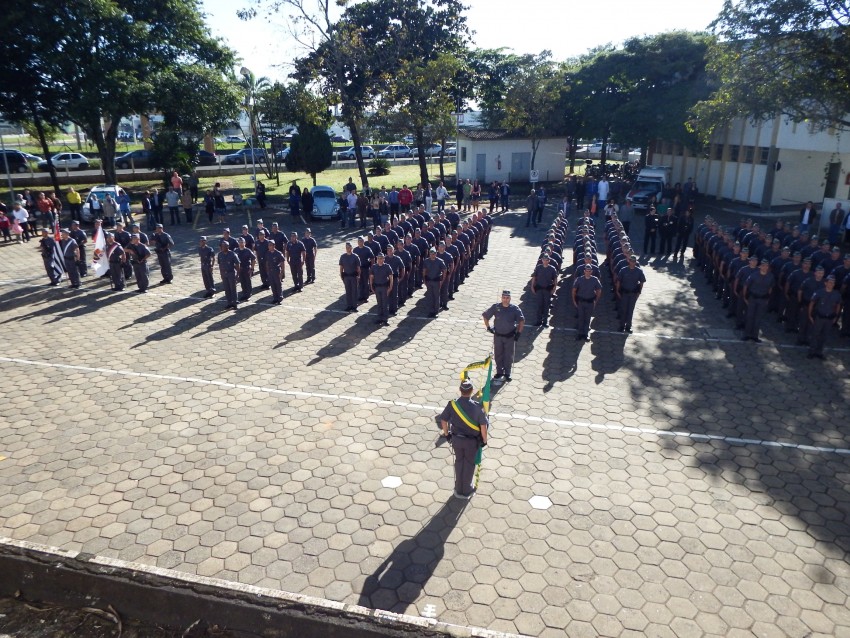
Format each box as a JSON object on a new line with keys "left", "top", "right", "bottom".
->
{"left": 572, "top": 264, "right": 602, "bottom": 341}
{"left": 254, "top": 230, "right": 270, "bottom": 289}
{"left": 59, "top": 228, "right": 82, "bottom": 289}
{"left": 798, "top": 264, "right": 826, "bottom": 344}
{"left": 482, "top": 290, "right": 525, "bottom": 381}
{"left": 742, "top": 258, "right": 775, "bottom": 342}
{"left": 152, "top": 224, "right": 174, "bottom": 284}
{"left": 384, "top": 245, "right": 405, "bottom": 315}
{"left": 369, "top": 252, "right": 393, "bottom": 325}
{"left": 808, "top": 275, "right": 841, "bottom": 358}
{"left": 235, "top": 236, "right": 256, "bottom": 301}
{"left": 422, "top": 247, "right": 446, "bottom": 317}
{"left": 126, "top": 233, "right": 151, "bottom": 293}
{"left": 69, "top": 220, "right": 88, "bottom": 277}
{"left": 530, "top": 253, "right": 558, "bottom": 327}
{"left": 339, "top": 241, "right": 361, "bottom": 311}
{"left": 218, "top": 239, "right": 240, "bottom": 309}
{"left": 286, "top": 232, "right": 306, "bottom": 291}
{"left": 39, "top": 228, "right": 60, "bottom": 285}
{"left": 615, "top": 255, "right": 646, "bottom": 333}
{"left": 353, "top": 236, "right": 374, "bottom": 303}
{"left": 303, "top": 228, "right": 318, "bottom": 284}
{"left": 440, "top": 378, "right": 489, "bottom": 499}
{"left": 104, "top": 232, "right": 124, "bottom": 291}
{"left": 267, "top": 239, "right": 285, "bottom": 304}
{"left": 198, "top": 236, "right": 216, "bottom": 298}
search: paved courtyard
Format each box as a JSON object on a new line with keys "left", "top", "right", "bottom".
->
{"left": 1, "top": 203, "right": 850, "bottom": 637}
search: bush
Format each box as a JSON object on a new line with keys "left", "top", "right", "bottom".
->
{"left": 368, "top": 158, "right": 391, "bottom": 176}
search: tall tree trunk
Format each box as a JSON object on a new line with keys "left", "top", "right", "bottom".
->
{"left": 29, "top": 109, "right": 61, "bottom": 197}
{"left": 600, "top": 128, "right": 610, "bottom": 171}
{"left": 415, "top": 127, "right": 428, "bottom": 187}
{"left": 82, "top": 116, "right": 118, "bottom": 184}
{"left": 438, "top": 134, "right": 447, "bottom": 183}
{"left": 346, "top": 117, "right": 369, "bottom": 190}
{"left": 568, "top": 137, "right": 577, "bottom": 174}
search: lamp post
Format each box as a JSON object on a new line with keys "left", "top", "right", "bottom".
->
{"left": 239, "top": 67, "right": 257, "bottom": 186}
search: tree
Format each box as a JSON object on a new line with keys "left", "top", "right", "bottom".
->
{"left": 694, "top": 0, "right": 850, "bottom": 135}
{"left": 285, "top": 122, "right": 333, "bottom": 185}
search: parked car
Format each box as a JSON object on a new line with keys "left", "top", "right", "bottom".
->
{"left": 38, "top": 152, "right": 90, "bottom": 171}
{"left": 275, "top": 148, "right": 291, "bottom": 162}
{"left": 22, "top": 152, "right": 45, "bottom": 163}
{"left": 409, "top": 143, "right": 442, "bottom": 157}
{"left": 225, "top": 135, "right": 246, "bottom": 144}
{"left": 309, "top": 186, "right": 340, "bottom": 220}
{"left": 331, "top": 135, "right": 349, "bottom": 143}
{"left": 337, "top": 146, "right": 376, "bottom": 160}
{"left": 0, "top": 150, "right": 33, "bottom": 173}
{"left": 443, "top": 145, "right": 457, "bottom": 157}
{"left": 115, "top": 150, "right": 154, "bottom": 169}
{"left": 196, "top": 150, "right": 218, "bottom": 166}
{"left": 81, "top": 184, "right": 126, "bottom": 222}
{"left": 378, "top": 144, "right": 412, "bottom": 159}
{"left": 221, "top": 148, "right": 267, "bottom": 165}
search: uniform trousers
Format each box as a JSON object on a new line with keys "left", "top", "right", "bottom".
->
{"left": 425, "top": 280, "right": 441, "bottom": 314}
{"left": 785, "top": 294, "right": 800, "bottom": 331}
{"left": 810, "top": 316, "right": 833, "bottom": 355}
{"left": 201, "top": 265, "right": 215, "bottom": 294}
{"left": 289, "top": 262, "right": 304, "bottom": 289}
{"left": 744, "top": 297, "right": 768, "bottom": 339}
{"left": 257, "top": 258, "right": 269, "bottom": 287}
{"left": 374, "top": 284, "right": 389, "bottom": 321}
{"left": 306, "top": 257, "right": 316, "bottom": 282}
{"left": 798, "top": 302, "right": 813, "bottom": 342}
{"left": 157, "top": 251, "right": 173, "bottom": 282}
{"left": 221, "top": 273, "right": 238, "bottom": 306}
{"left": 842, "top": 298, "right": 850, "bottom": 336}
{"left": 576, "top": 299, "right": 595, "bottom": 336}
{"left": 389, "top": 277, "right": 400, "bottom": 313}
{"left": 358, "top": 270, "right": 371, "bottom": 300}
{"left": 619, "top": 292, "right": 639, "bottom": 329}
{"left": 536, "top": 288, "right": 553, "bottom": 324}
{"left": 440, "top": 275, "right": 451, "bottom": 307}
{"left": 239, "top": 266, "right": 252, "bottom": 299}
{"left": 493, "top": 334, "right": 516, "bottom": 376}
{"left": 342, "top": 274, "right": 358, "bottom": 308}
{"left": 77, "top": 247, "right": 87, "bottom": 276}
{"left": 65, "top": 258, "right": 81, "bottom": 287}
{"left": 132, "top": 262, "right": 149, "bottom": 291}
{"left": 452, "top": 435, "right": 479, "bottom": 497}
{"left": 108, "top": 261, "right": 124, "bottom": 290}
{"left": 268, "top": 266, "right": 283, "bottom": 301}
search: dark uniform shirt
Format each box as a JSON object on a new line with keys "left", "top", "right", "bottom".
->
{"left": 235, "top": 247, "right": 255, "bottom": 270}
{"left": 153, "top": 232, "right": 174, "bottom": 253}
{"left": 302, "top": 236, "right": 317, "bottom": 259}
{"left": 533, "top": 264, "right": 558, "bottom": 289}
{"left": 573, "top": 275, "right": 602, "bottom": 300}
{"left": 386, "top": 254, "right": 404, "bottom": 277}
{"left": 218, "top": 250, "right": 240, "bottom": 277}
{"left": 126, "top": 242, "right": 151, "bottom": 263}
{"left": 811, "top": 288, "right": 841, "bottom": 317}
{"left": 619, "top": 267, "right": 646, "bottom": 292}
{"left": 800, "top": 276, "right": 825, "bottom": 302}
{"left": 437, "top": 250, "right": 453, "bottom": 273}
{"left": 746, "top": 271, "right": 775, "bottom": 296}
{"left": 353, "top": 245, "right": 374, "bottom": 270}
{"left": 105, "top": 242, "right": 123, "bottom": 263}
{"left": 286, "top": 240, "right": 306, "bottom": 264}
{"left": 339, "top": 252, "right": 360, "bottom": 275}
{"left": 439, "top": 396, "right": 488, "bottom": 438}
{"left": 198, "top": 245, "right": 215, "bottom": 266}
{"left": 370, "top": 262, "right": 393, "bottom": 285}
{"left": 483, "top": 303, "right": 524, "bottom": 334}
{"left": 423, "top": 257, "right": 446, "bottom": 281}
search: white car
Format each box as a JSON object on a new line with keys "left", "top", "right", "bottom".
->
{"left": 337, "top": 146, "right": 376, "bottom": 160}
{"left": 81, "top": 185, "right": 126, "bottom": 222}
{"left": 38, "top": 152, "right": 90, "bottom": 171}
{"left": 378, "top": 144, "right": 412, "bottom": 158}
{"left": 309, "top": 186, "right": 340, "bottom": 220}
{"left": 225, "top": 135, "right": 245, "bottom": 144}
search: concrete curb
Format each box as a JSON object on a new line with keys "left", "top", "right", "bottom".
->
{"left": 0, "top": 537, "right": 528, "bottom": 638}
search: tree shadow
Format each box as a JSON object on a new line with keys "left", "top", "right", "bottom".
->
{"left": 357, "top": 497, "right": 469, "bottom": 613}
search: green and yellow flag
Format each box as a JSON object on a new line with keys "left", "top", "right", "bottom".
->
{"left": 460, "top": 355, "right": 492, "bottom": 488}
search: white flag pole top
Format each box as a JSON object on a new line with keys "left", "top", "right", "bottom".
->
{"left": 91, "top": 225, "right": 109, "bottom": 277}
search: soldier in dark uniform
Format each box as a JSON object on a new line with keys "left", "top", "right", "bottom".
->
{"left": 644, "top": 207, "right": 660, "bottom": 255}
{"left": 394, "top": 240, "right": 412, "bottom": 305}
{"left": 235, "top": 236, "right": 255, "bottom": 301}
{"left": 808, "top": 275, "right": 841, "bottom": 359}
{"left": 659, "top": 208, "right": 678, "bottom": 257}
{"left": 59, "top": 229, "right": 81, "bottom": 288}
{"left": 126, "top": 234, "right": 151, "bottom": 293}
{"left": 369, "top": 252, "right": 393, "bottom": 325}
{"left": 267, "top": 241, "right": 285, "bottom": 304}
{"left": 440, "top": 379, "right": 489, "bottom": 499}
{"left": 615, "top": 255, "right": 646, "bottom": 332}
{"left": 130, "top": 223, "right": 149, "bottom": 245}
{"left": 218, "top": 239, "right": 240, "bottom": 310}
{"left": 404, "top": 235, "right": 420, "bottom": 297}
{"left": 422, "top": 247, "right": 446, "bottom": 317}
{"left": 482, "top": 291, "right": 524, "bottom": 381}
{"left": 797, "top": 265, "right": 826, "bottom": 345}
{"left": 198, "top": 236, "right": 216, "bottom": 298}
{"left": 254, "top": 230, "right": 270, "bottom": 289}
{"left": 734, "top": 254, "right": 759, "bottom": 328}
{"left": 339, "top": 242, "right": 361, "bottom": 311}
{"left": 531, "top": 254, "right": 558, "bottom": 327}
{"left": 286, "top": 232, "right": 306, "bottom": 292}
{"left": 353, "top": 236, "right": 374, "bottom": 302}
{"left": 412, "top": 229, "right": 430, "bottom": 288}
{"left": 572, "top": 264, "right": 602, "bottom": 341}
{"left": 269, "top": 222, "right": 287, "bottom": 252}
{"left": 436, "top": 241, "right": 454, "bottom": 310}
{"left": 239, "top": 225, "right": 255, "bottom": 250}
{"left": 114, "top": 221, "right": 133, "bottom": 280}
{"left": 220, "top": 228, "right": 238, "bottom": 251}
{"left": 784, "top": 256, "right": 811, "bottom": 333}
{"left": 742, "top": 259, "right": 775, "bottom": 342}
{"left": 152, "top": 224, "right": 174, "bottom": 284}
{"left": 69, "top": 221, "right": 88, "bottom": 277}
{"left": 39, "top": 229, "right": 61, "bottom": 285}
{"left": 104, "top": 232, "right": 124, "bottom": 291}
{"left": 675, "top": 208, "right": 694, "bottom": 260}
{"left": 303, "top": 228, "right": 318, "bottom": 284}
{"left": 384, "top": 245, "right": 405, "bottom": 315}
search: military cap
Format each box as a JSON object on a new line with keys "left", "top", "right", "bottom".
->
{"left": 376, "top": 252, "right": 385, "bottom": 258}
{"left": 584, "top": 264, "right": 593, "bottom": 270}
{"left": 199, "top": 236, "right": 207, "bottom": 241}
{"left": 155, "top": 223, "right": 164, "bottom": 228}
{"left": 223, "top": 227, "right": 230, "bottom": 233}
{"left": 237, "top": 236, "right": 246, "bottom": 242}
{"left": 628, "top": 255, "right": 637, "bottom": 262}
{"left": 131, "top": 233, "right": 140, "bottom": 239}
{"left": 741, "top": 246, "right": 749, "bottom": 252}
{"left": 502, "top": 290, "right": 511, "bottom": 296}
{"left": 793, "top": 251, "right": 802, "bottom": 257}
{"left": 60, "top": 228, "right": 70, "bottom": 234}
{"left": 541, "top": 254, "right": 550, "bottom": 260}
{"left": 760, "top": 259, "right": 770, "bottom": 265}
{"left": 826, "top": 274, "right": 836, "bottom": 281}
{"left": 815, "top": 265, "right": 824, "bottom": 271}
{"left": 70, "top": 220, "right": 79, "bottom": 226}
{"left": 803, "top": 257, "right": 812, "bottom": 263}
{"left": 781, "top": 246, "right": 790, "bottom": 252}
{"left": 832, "top": 246, "right": 840, "bottom": 253}
{"left": 748, "top": 255, "right": 758, "bottom": 261}
{"left": 429, "top": 247, "right": 436, "bottom": 253}
{"left": 40, "top": 227, "right": 49, "bottom": 233}
{"left": 219, "top": 239, "right": 228, "bottom": 246}
{"left": 823, "top": 239, "right": 831, "bottom": 245}
{"left": 459, "top": 379, "right": 474, "bottom": 392}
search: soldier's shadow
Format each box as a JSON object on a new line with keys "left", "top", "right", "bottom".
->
{"left": 119, "top": 295, "right": 204, "bottom": 329}
{"left": 305, "top": 311, "right": 377, "bottom": 365}
{"left": 542, "top": 329, "right": 584, "bottom": 393}
{"left": 367, "top": 304, "right": 427, "bottom": 359}
{"left": 191, "top": 301, "right": 274, "bottom": 338}
{"left": 589, "top": 326, "right": 627, "bottom": 385}
{"left": 0, "top": 285, "right": 60, "bottom": 316}
{"left": 130, "top": 304, "right": 221, "bottom": 348}
{"left": 357, "top": 497, "right": 469, "bottom": 613}
{"left": 276, "top": 298, "right": 351, "bottom": 346}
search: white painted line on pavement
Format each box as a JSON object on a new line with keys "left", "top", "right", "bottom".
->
{"left": 1, "top": 355, "right": 848, "bottom": 458}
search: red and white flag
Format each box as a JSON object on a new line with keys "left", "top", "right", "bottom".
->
{"left": 90, "top": 224, "right": 109, "bottom": 277}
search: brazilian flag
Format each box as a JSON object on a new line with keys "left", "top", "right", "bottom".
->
{"left": 460, "top": 355, "right": 492, "bottom": 488}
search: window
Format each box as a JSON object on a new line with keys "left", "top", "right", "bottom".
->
{"left": 759, "top": 147, "right": 770, "bottom": 165}
{"left": 729, "top": 145, "right": 740, "bottom": 162}
{"left": 743, "top": 146, "right": 755, "bottom": 164}
{"left": 461, "top": 146, "right": 467, "bottom": 162}
{"left": 712, "top": 144, "right": 723, "bottom": 161}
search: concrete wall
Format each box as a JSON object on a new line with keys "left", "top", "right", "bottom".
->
{"left": 456, "top": 137, "right": 567, "bottom": 184}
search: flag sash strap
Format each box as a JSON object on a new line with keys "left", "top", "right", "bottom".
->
{"left": 450, "top": 400, "right": 480, "bottom": 432}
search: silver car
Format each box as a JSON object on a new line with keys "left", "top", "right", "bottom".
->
{"left": 309, "top": 186, "right": 340, "bottom": 220}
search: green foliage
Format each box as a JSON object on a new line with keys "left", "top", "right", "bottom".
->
{"left": 149, "top": 129, "right": 198, "bottom": 176}
{"left": 258, "top": 82, "right": 332, "bottom": 132}
{"left": 368, "top": 158, "right": 391, "bottom": 176}
{"left": 285, "top": 122, "right": 333, "bottom": 185}
{"left": 157, "top": 65, "right": 242, "bottom": 139}
{"left": 694, "top": 0, "right": 850, "bottom": 134}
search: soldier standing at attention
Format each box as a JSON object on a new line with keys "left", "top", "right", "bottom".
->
{"left": 482, "top": 290, "right": 525, "bottom": 381}
{"left": 267, "top": 241, "right": 285, "bottom": 305}
{"left": 422, "top": 247, "right": 446, "bottom": 318}
{"left": 303, "top": 228, "right": 318, "bottom": 284}
{"left": 114, "top": 221, "right": 133, "bottom": 281}
{"left": 60, "top": 228, "right": 82, "bottom": 289}
{"left": 69, "top": 221, "right": 88, "bottom": 278}
{"left": 39, "top": 229, "right": 60, "bottom": 285}
{"left": 436, "top": 241, "right": 454, "bottom": 310}
{"left": 152, "top": 224, "right": 174, "bottom": 284}
{"left": 531, "top": 253, "right": 558, "bottom": 327}
{"left": 615, "top": 255, "right": 646, "bottom": 333}
{"left": 126, "top": 234, "right": 151, "bottom": 293}
{"left": 742, "top": 258, "right": 775, "bottom": 342}
{"left": 370, "top": 252, "right": 393, "bottom": 326}
{"left": 440, "top": 379, "right": 489, "bottom": 499}
{"left": 798, "top": 265, "right": 826, "bottom": 345}
{"left": 384, "top": 245, "right": 405, "bottom": 315}
{"left": 103, "top": 232, "right": 124, "bottom": 291}
{"left": 808, "top": 275, "right": 841, "bottom": 359}
{"left": 254, "top": 230, "right": 270, "bottom": 290}
{"left": 198, "top": 236, "right": 216, "bottom": 298}
{"left": 572, "top": 264, "right": 602, "bottom": 341}
{"left": 339, "top": 242, "right": 361, "bottom": 311}
{"left": 235, "top": 236, "right": 256, "bottom": 301}
{"left": 218, "top": 239, "right": 240, "bottom": 310}
{"left": 286, "top": 232, "right": 306, "bottom": 292}
{"left": 353, "top": 236, "right": 374, "bottom": 303}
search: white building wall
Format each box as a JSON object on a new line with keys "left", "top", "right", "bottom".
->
{"left": 456, "top": 137, "right": 567, "bottom": 183}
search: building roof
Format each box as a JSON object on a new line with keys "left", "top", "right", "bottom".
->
{"left": 458, "top": 128, "right": 566, "bottom": 141}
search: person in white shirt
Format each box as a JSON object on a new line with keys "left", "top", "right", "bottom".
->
{"left": 597, "top": 176, "right": 610, "bottom": 208}
{"left": 436, "top": 182, "right": 449, "bottom": 212}
{"left": 12, "top": 202, "right": 30, "bottom": 242}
